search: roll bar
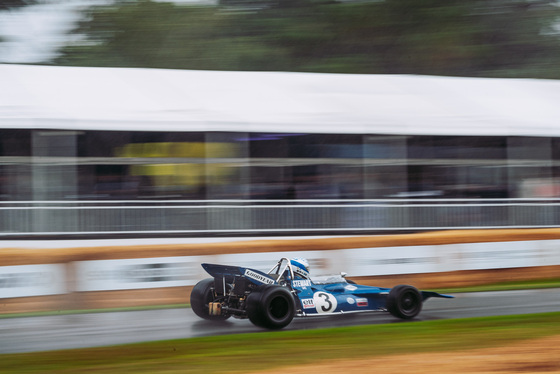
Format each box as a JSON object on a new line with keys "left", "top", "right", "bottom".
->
{"left": 267, "top": 258, "right": 295, "bottom": 280}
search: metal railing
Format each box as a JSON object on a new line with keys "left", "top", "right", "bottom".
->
{"left": 0, "top": 199, "right": 559, "bottom": 237}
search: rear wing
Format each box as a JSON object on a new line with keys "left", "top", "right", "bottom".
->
{"left": 201, "top": 263, "right": 277, "bottom": 286}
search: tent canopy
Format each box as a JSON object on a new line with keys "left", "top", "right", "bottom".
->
{"left": 1, "top": 64, "right": 560, "bottom": 137}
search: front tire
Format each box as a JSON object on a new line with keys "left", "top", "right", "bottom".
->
{"left": 386, "top": 285, "right": 422, "bottom": 319}
{"left": 190, "top": 278, "right": 230, "bottom": 321}
{"left": 246, "top": 285, "right": 295, "bottom": 329}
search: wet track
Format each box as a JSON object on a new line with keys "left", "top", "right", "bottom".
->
{"left": 1, "top": 289, "right": 560, "bottom": 354}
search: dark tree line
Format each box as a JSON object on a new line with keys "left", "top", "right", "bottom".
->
{"left": 0, "top": 0, "right": 34, "bottom": 10}
{"left": 53, "top": 0, "right": 560, "bottom": 78}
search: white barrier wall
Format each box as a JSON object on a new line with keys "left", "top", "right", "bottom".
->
{"left": 75, "top": 256, "right": 204, "bottom": 292}
{"left": 2, "top": 240, "right": 560, "bottom": 298}
{"left": 0, "top": 264, "right": 66, "bottom": 298}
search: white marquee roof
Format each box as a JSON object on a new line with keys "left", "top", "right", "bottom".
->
{"left": 1, "top": 63, "right": 560, "bottom": 137}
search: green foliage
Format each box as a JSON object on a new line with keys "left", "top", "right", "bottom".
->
{"left": 0, "top": 0, "right": 35, "bottom": 10}
{"left": 54, "top": 0, "right": 560, "bottom": 78}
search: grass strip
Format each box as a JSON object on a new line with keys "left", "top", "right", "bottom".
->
{"left": 1, "top": 312, "right": 559, "bottom": 373}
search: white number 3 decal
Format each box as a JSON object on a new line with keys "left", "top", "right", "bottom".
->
{"left": 313, "top": 292, "right": 337, "bottom": 314}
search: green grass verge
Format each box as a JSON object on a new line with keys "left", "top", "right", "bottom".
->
{"left": 1, "top": 312, "right": 559, "bottom": 373}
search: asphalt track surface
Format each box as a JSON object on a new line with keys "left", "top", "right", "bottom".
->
{"left": 1, "top": 289, "right": 560, "bottom": 354}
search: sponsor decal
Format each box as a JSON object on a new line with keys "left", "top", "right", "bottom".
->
{"left": 293, "top": 280, "right": 311, "bottom": 288}
{"left": 244, "top": 269, "right": 275, "bottom": 285}
{"left": 347, "top": 297, "right": 355, "bottom": 305}
{"left": 301, "top": 298, "right": 315, "bottom": 309}
{"left": 356, "top": 298, "right": 368, "bottom": 307}
{"left": 345, "top": 285, "right": 358, "bottom": 291}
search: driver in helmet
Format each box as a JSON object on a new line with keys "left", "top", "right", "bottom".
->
{"left": 290, "top": 257, "right": 310, "bottom": 279}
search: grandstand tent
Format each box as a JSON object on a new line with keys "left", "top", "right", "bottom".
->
{"left": 2, "top": 64, "right": 560, "bottom": 137}
{"left": 3, "top": 64, "right": 560, "bottom": 234}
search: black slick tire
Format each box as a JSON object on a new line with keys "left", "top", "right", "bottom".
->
{"left": 246, "top": 285, "right": 295, "bottom": 329}
{"left": 386, "top": 284, "right": 422, "bottom": 319}
{"left": 190, "top": 278, "right": 230, "bottom": 321}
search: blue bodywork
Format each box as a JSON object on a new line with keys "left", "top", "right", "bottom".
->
{"left": 201, "top": 260, "right": 452, "bottom": 318}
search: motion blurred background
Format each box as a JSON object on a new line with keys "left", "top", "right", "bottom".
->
{"left": 2, "top": 0, "right": 560, "bottom": 315}
{"left": 3, "top": 0, "right": 560, "bottom": 75}
{"left": 1, "top": 0, "right": 560, "bottom": 236}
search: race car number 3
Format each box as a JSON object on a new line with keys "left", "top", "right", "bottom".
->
{"left": 313, "top": 292, "right": 337, "bottom": 314}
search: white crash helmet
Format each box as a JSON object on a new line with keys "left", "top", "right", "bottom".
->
{"left": 290, "top": 257, "right": 310, "bottom": 279}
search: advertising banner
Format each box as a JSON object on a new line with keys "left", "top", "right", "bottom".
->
{"left": 345, "top": 245, "right": 438, "bottom": 276}
{"left": 75, "top": 256, "right": 204, "bottom": 292}
{"left": 30, "top": 239, "right": 560, "bottom": 294}
{"left": 0, "top": 264, "right": 66, "bottom": 298}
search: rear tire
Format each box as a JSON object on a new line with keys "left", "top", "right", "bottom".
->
{"left": 246, "top": 285, "right": 295, "bottom": 329}
{"left": 190, "top": 278, "right": 230, "bottom": 321}
{"left": 386, "top": 285, "right": 422, "bottom": 319}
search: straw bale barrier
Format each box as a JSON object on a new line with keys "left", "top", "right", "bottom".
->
{"left": 1, "top": 229, "right": 560, "bottom": 314}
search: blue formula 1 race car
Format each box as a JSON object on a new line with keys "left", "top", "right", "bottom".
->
{"left": 190, "top": 257, "right": 453, "bottom": 329}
